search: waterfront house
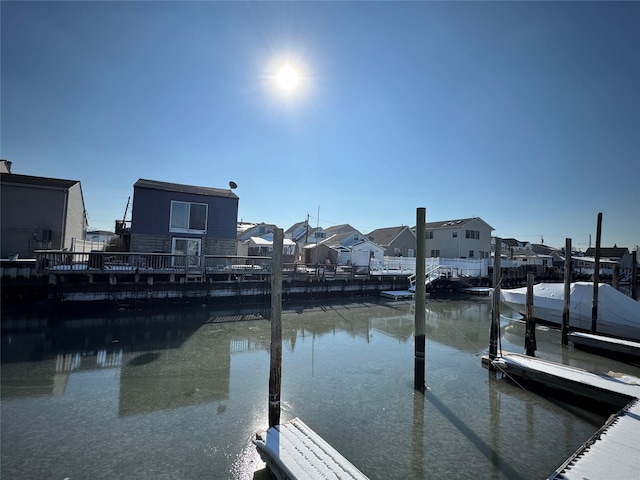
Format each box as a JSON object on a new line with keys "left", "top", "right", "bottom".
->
{"left": 129, "top": 179, "right": 238, "bottom": 260}
{"left": 236, "top": 222, "right": 277, "bottom": 256}
{"left": 417, "top": 217, "right": 494, "bottom": 259}
{"left": 304, "top": 229, "right": 385, "bottom": 268}
{"left": 366, "top": 226, "right": 416, "bottom": 257}
{"left": 240, "top": 235, "right": 296, "bottom": 263}
{"left": 507, "top": 245, "right": 553, "bottom": 276}
{"left": 584, "top": 247, "right": 634, "bottom": 270}
{"left": 575, "top": 246, "right": 636, "bottom": 277}
{"left": 285, "top": 220, "right": 328, "bottom": 263}
{"left": 1, "top": 169, "right": 87, "bottom": 259}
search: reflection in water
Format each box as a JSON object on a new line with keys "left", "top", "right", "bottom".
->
{"left": 411, "top": 392, "right": 424, "bottom": 480}
{"left": 2, "top": 299, "right": 639, "bottom": 479}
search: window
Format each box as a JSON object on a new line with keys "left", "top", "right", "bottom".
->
{"left": 469, "top": 250, "right": 474, "bottom": 258}
{"left": 465, "top": 229, "right": 480, "bottom": 239}
{"left": 452, "top": 231, "right": 457, "bottom": 238}
{"left": 426, "top": 231, "right": 434, "bottom": 239}
{"left": 170, "top": 201, "right": 207, "bottom": 233}
{"left": 430, "top": 250, "right": 440, "bottom": 257}
{"left": 172, "top": 238, "right": 201, "bottom": 267}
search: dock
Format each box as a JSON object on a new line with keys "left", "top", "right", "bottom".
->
{"left": 548, "top": 398, "right": 640, "bottom": 480}
{"left": 483, "top": 352, "right": 640, "bottom": 479}
{"left": 568, "top": 331, "right": 640, "bottom": 360}
{"left": 380, "top": 290, "right": 414, "bottom": 300}
{"left": 459, "top": 286, "right": 492, "bottom": 295}
{"left": 254, "top": 417, "right": 368, "bottom": 480}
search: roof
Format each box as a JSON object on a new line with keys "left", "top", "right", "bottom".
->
{"left": 321, "top": 231, "right": 382, "bottom": 250}
{"left": 248, "top": 236, "right": 295, "bottom": 246}
{"left": 323, "top": 224, "right": 358, "bottom": 236}
{"left": 531, "top": 243, "right": 558, "bottom": 255}
{"left": 366, "top": 226, "right": 412, "bottom": 246}
{"left": 584, "top": 247, "right": 629, "bottom": 258}
{"left": 422, "top": 217, "right": 494, "bottom": 231}
{"left": 0, "top": 172, "right": 80, "bottom": 189}
{"left": 501, "top": 238, "right": 525, "bottom": 247}
{"left": 285, "top": 221, "right": 307, "bottom": 234}
{"left": 134, "top": 178, "right": 238, "bottom": 199}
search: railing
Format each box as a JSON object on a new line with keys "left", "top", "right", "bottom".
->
{"left": 408, "top": 265, "right": 463, "bottom": 290}
{"left": 33, "top": 250, "right": 379, "bottom": 281}
{"left": 34, "top": 251, "right": 272, "bottom": 277}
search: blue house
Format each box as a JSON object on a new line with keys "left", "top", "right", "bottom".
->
{"left": 129, "top": 179, "right": 239, "bottom": 259}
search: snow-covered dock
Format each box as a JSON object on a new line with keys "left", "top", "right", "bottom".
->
{"left": 254, "top": 417, "right": 368, "bottom": 480}
{"left": 568, "top": 331, "right": 640, "bottom": 360}
{"left": 483, "top": 352, "right": 640, "bottom": 479}
{"left": 548, "top": 398, "right": 640, "bottom": 480}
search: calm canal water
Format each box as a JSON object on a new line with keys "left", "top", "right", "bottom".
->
{"left": 2, "top": 297, "right": 639, "bottom": 479}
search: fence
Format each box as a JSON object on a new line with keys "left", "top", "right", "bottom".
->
{"left": 371, "top": 257, "right": 489, "bottom": 277}
{"left": 70, "top": 238, "right": 105, "bottom": 253}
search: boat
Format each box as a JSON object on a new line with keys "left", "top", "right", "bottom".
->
{"left": 500, "top": 282, "right": 640, "bottom": 341}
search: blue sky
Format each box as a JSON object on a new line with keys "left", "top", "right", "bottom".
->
{"left": 2, "top": 1, "right": 639, "bottom": 251}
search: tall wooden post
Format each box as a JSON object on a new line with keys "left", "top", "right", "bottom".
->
{"left": 613, "top": 263, "right": 620, "bottom": 291}
{"left": 269, "top": 228, "right": 283, "bottom": 428}
{"left": 591, "top": 213, "right": 602, "bottom": 333}
{"left": 632, "top": 250, "right": 638, "bottom": 301}
{"left": 414, "top": 207, "right": 426, "bottom": 392}
{"left": 489, "top": 237, "right": 502, "bottom": 365}
{"left": 524, "top": 273, "right": 536, "bottom": 356}
{"left": 561, "top": 238, "right": 572, "bottom": 345}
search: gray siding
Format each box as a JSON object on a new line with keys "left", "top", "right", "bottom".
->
{"left": 131, "top": 186, "right": 238, "bottom": 239}
{"left": 1, "top": 184, "right": 66, "bottom": 257}
{"left": 130, "top": 185, "right": 238, "bottom": 255}
{"left": 389, "top": 229, "right": 417, "bottom": 257}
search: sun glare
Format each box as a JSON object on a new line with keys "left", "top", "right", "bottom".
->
{"left": 276, "top": 66, "right": 299, "bottom": 92}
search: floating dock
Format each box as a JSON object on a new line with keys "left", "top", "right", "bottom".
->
{"left": 254, "top": 417, "right": 368, "bottom": 480}
{"left": 568, "top": 331, "right": 640, "bottom": 360}
{"left": 548, "top": 398, "right": 640, "bottom": 480}
{"left": 483, "top": 352, "right": 640, "bottom": 479}
{"left": 380, "top": 290, "right": 414, "bottom": 300}
{"left": 459, "top": 286, "right": 493, "bottom": 295}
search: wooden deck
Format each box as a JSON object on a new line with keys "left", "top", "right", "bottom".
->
{"left": 254, "top": 417, "right": 368, "bottom": 480}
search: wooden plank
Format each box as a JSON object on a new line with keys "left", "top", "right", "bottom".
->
{"left": 254, "top": 417, "right": 368, "bottom": 480}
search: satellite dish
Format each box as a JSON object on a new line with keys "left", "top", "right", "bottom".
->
{"left": 229, "top": 181, "right": 238, "bottom": 189}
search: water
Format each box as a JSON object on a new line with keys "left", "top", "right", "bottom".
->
{"left": 2, "top": 298, "right": 639, "bottom": 479}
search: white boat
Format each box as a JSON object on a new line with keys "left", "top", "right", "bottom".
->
{"left": 500, "top": 282, "right": 640, "bottom": 341}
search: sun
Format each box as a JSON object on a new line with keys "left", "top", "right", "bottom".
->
{"left": 276, "top": 66, "right": 299, "bottom": 92}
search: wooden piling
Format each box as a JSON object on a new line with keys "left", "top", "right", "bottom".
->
{"left": 414, "top": 207, "right": 426, "bottom": 392}
{"left": 489, "top": 237, "right": 501, "bottom": 365}
{"left": 561, "top": 238, "right": 571, "bottom": 346}
{"left": 592, "top": 213, "right": 602, "bottom": 333}
{"left": 525, "top": 273, "right": 536, "bottom": 356}
{"left": 269, "top": 228, "right": 283, "bottom": 428}
{"left": 613, "top": 263, "right": 620, "bottom": 290}
{"left": 632, "top": 251, "right": 638, "bottom": 301}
